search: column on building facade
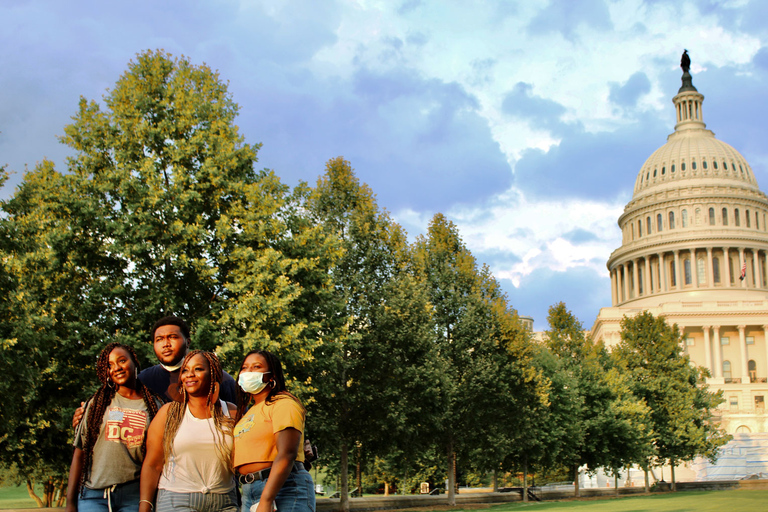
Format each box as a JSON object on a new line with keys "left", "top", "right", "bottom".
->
{"left": 739, "top": 247, "right": 746, "bottom": 288}
{"left": 611, "top": 268, "right": 618, "bottom": 305}
{"left": 738, "top": 325, "right": 749, "bottom": 382}
{"left": 691, "top": 248, "right": 698, "bottom": 287}
{"left": 619, "top": 263, "right": 627, "bottom": 302}
{"left": 753, "top": 250, "right": 762, "bottom": 289}
{"left": 658, "top": 252, "right": 667, "bottom": 292}
{"left": 632, "top": 259, "right": 639, "bottom": 299}
{"left": 713, "top": 325, "right": 723, "bottom": 378}
{"left": 763, "top": 325, "right": 768, "bottom": 381}
{"left": 643, "top": 256, "right": 651, "bottom": 295}
{"left": 706, "top": 247, "right": 714, "bottom": 288}
{"left": 674, "top": 250, "right": 681, "bottom": 290}
{"left": 702, "top": 325, "right": 712, "bottom": 376}
{"left": 724, "top": 247, "right": 732, "bottom": 287}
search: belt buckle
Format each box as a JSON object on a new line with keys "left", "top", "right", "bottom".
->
{"left": 242, "top": 473, "right": 256, "bottom": 485}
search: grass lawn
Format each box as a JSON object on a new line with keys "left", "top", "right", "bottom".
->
{"left": 0, "top": 484, "right": 44, "bottom": 509}
{"left": 488, "top": 489, "right": 768, "bottom": 512}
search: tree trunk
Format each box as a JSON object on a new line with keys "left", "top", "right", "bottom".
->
{"left": 574, "top": 463, "right": 580, "bottom": 498}
{"left": 644, "top": 465, "right": 650, "bottom": 493}
{"left": 522, "top": 458, "right": 528, "bottom": 502}
{"left": 447, "top": 438, "right": 456, "bottom": 506}
{"left": 26, "top": 479, "right": 43, "bottom": 508}
{"left": 356, "top": 445, "right": 362, "bottom": 497}
{"left": 670, "top": 460, "right": 676, "bottom": 491}
{"left": 384, "top": 482, "right": 389, "bottom": 496}
{"left": 492, "top": 469, "right": 498, "bottom": 492}
{"left": 340, "top": 440, "right": 349, "bottom": 512}
{"left": 614, "top": 473, "right": 619, "bottom": 497}
{"left": 56, "top": 479, "right": 67, "bottom": 507}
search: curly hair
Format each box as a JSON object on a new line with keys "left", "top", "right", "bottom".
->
{"left": 80, "top": 343, "right": 159, "bottom": 491}
{"left": 234, "top": 350, "right": 304, "bottom": 422}
{"left": 162, "top": 350, "right": 234, "bottom": 470}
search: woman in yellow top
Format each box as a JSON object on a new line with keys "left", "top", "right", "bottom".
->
{"left": 233, "top": 350, "right": 314, "bottom": 512}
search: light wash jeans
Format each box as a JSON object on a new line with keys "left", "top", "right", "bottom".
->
{"left": 240, "top": 469, "right": 314, "bottom": 512}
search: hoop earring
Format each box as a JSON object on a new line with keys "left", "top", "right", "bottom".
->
{"left": 107, "top": 379, "right": 116, "bottom": 390}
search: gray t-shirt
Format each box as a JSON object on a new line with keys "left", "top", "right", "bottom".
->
{"left": 74, "top": 393, "right": 155, "bottom": 489}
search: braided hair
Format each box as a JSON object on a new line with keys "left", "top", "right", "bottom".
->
{"left": 79, "top": 343, "right": 160, "bottom": 490}
{"left": 162, "top": 350, "right": 234, "bottom": 470}
{"left": 234, "top": 350, "right": 304, "bottom": 422}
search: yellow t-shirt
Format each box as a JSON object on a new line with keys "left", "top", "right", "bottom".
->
{"left": 233, "top": 395, "right": 305, "bottom": 468}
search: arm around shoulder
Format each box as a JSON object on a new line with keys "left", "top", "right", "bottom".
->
{"left": 139, "top": 403, "right": 170, "bottom": 512}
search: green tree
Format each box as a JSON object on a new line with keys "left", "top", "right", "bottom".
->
{"left": 305, "top": 157, "right": 441, "bottom": 512}
{"left": 614, "top": 311, "right": 730, "bottom": 490}
{"left": 544, "top": 303, "right": 652, "bottom": 497}
{"left": 413, "top": 214, "right": 545, "bottom": 505}
{"left": 0, "top": 50, "right": 330, "bottom": 501}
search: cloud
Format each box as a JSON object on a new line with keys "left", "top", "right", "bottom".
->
{"left": 526, "top": 0, "right": 612, "bottom": 41}
{"left": 562, "top": 228, "right": 600, "bottom": 243}
{"left": 609, "top": 71, "right": 651, "bottom": 108}
{"left": 501, "top": 82, "right": 573, "bottom": 137}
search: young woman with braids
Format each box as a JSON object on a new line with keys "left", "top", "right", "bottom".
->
{"left": 139, "top": 350, "right": 238, "bottom": 512}
{"left": 66, "top": 343, "right": 161, "bottom": 512}
{"left": 233, "top": 350, "right": 314, "bottom": 512}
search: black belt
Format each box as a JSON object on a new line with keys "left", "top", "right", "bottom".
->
{"left": 238, "top": 462, "right": 304, "bottom": 485}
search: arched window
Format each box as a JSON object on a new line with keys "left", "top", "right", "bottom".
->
{"left": 747, "top": 210, "right": 751, "bottom": 228}
{"left": 695, "top": 208, "right": 702, "bottom": 225}
{"left": 697, "top": 257, "right": 706, "bottom": 284}
{"left": 662, "top": 166, "right": 666, "bottom": 175}
{"left": 653, "top": 168, "right": 657, "bottom": 177}
{"left": 647, "top": 216, "right": 652, "bottom": 234}
{"left": 682, "top": 162, "right": 687, "bottom": 171}
{"left": 722, "top": 207, "right": 728, "bottom": 226}
{"left": 723, "top": 361, "right": 732, "bottom": 379}
{"left": 638, "top": 220, "right": 642, "bottom": 237}
{"left": 692, "top": 160, "right": 697, "bottom": 170}
{"left": 714, "top": 160, "right": 719, "bottom": 170}
{"left": 735, "top": 209, "right": 740, "bottom": 226}
{"left": 631, "top": 223, "right": 635, "bottom": 240}
{"left": 684, "top": 259, "right": 692, "bottom": 285}
{"left": 756, "top": 212, "right": 760, "bottom": 230}
{"left": 670, "top": 261, "right": 677, "bottom": 286}
{"left": 703, "top": 160, "right": 708, "bottom": 170}
{"left": 713, "top": 256, "right": 721, "bottom": 284}
{"left": 657, "top": 213, "right": 663, "bottom": 232}
{"left": 671, "top": 164, "right": 676, "bottom": 173}
{"left": 724, "top": 161, "right": 728, "bottom": 172}
{"left": 709, "top": 207, "right": 715, "bottom": 225}
{"left": 736, "top": 425, "right": 751, "bottom": 433}
{"left": 682, "top": 209, "right": 688, "bottom": 227}
{"left": 669, "top": 211, "right": 675, "bottom": 229}
{"left": 749, "top": 360, "right": 757, "bottom": 383}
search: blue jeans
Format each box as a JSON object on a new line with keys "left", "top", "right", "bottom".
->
{"left": 241, "top": 469, "right": 314, "bottom": 512}
{"left": 78, "top": 480, "right": 141, "bottom": 512}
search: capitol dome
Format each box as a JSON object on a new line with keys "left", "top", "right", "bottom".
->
{"left": 606, "top": 66, "right": 768, "bottom": 309}
{"left": 593, "top": 52, "right": 768, "bottom": 443}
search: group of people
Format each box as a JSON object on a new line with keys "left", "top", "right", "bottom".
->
{"left": 66, "top": 316, "right": 315, "bottom": 512}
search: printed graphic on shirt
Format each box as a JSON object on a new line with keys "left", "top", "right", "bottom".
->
{"left": 105, "top": 407, "right": 148, "bottom": 448}
{"left": 234, "top": 414, "right": 255, "bottom": 438}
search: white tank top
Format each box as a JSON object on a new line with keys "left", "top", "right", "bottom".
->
{"left": 158, "top": 401, "right": 234, "bottom": 494}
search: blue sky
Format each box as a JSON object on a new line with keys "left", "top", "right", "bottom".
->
{"left": 3, "top": 0, "right": 768, "bottom": 331}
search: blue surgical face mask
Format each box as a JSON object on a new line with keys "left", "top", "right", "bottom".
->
{"left": 238, "top": 371, "right": 271, "bottom": 394}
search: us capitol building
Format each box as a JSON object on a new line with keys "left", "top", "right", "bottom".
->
{"left": 589, "top": 54, "right": 768, "bottom": 478}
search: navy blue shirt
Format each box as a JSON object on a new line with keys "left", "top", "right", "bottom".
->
{"left": 139, "top": 364, "right": 238, "bottom": 403}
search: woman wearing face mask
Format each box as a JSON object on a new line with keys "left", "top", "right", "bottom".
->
{"left": 233, "top": 351, "right": 314, "bottom": 512}
{"left": 66, "top": 343, "right": 161, "bottom": 512}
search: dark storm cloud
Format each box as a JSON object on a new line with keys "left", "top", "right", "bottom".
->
{"left": 527, "top": 0, "right": 612, "bottom": 41}
{"left": 248, "top": 66, "right": 511, "bottom": 212}
{"left": 609, "top": 71, "right": 651, "bottom": 109}
{"left": 501, "top": 266, "right": 611, "bottom": 331}
{"left": 501, "top": 82, "right": 573, "bottom": 137}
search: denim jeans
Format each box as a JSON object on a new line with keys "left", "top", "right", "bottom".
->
{"left": 240, "top": 469, "right": 314, "bottom": 512}
{"left": 156, "top": 488, "right": 238, "bottom": 512}
{"left": 78, "top": 480, "right": 141, "bottom": 512}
